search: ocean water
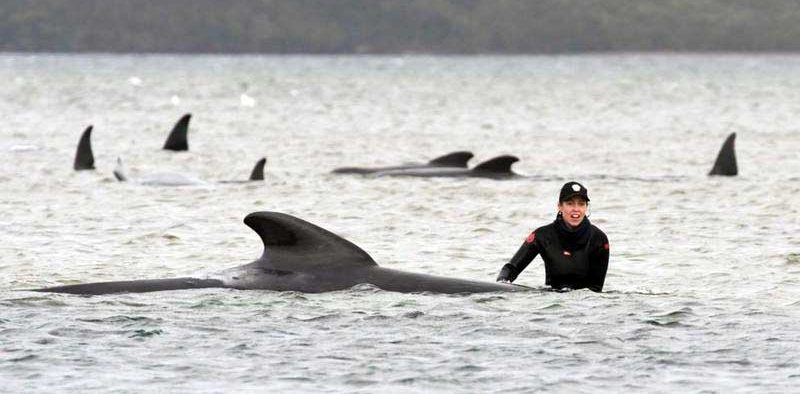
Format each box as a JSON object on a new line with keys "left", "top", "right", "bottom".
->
{"left": 1, "top": 53, "right": 799, "bottom": 393}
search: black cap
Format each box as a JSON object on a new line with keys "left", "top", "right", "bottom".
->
{"left": 559, "top": 181, "right": 589, "bottom": 202}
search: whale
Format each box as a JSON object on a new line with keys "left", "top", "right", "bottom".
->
{"left": 31, "top": 211, "right": 523, "bottom": 295}
{"left": 708, "top": 132, "right": 737, "bottom": 176}
{"left": 73, "top": 125, "right": 95, "bottom": 170}
{"left": 113, "top": 157, "right": 266, "bottom": 186}
{"left": 374, "top": 155, "right": 520, "bottom": 179}
{"left": 163, "top": 113, "right": 191, "bottom": 151}
{"left": 218, "top": 157, "right": 266, "bottom": 183}
{"left": 332, "top": 151, "right": 474, "bottom": 174}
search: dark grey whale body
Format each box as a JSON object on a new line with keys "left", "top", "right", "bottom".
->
{"left": 375, "top": 155, "right": 520, "bottom": 179}
{"left": 113, "top": 157, "right": 266, "bottom": 185}
{"left": 332, "top": 151, "right": 474, "bottom": 174}
{"left": 73, "top": 126, "right": 95, "bottom": 170}
{"left": 708, "top": 132, "right": 737, "bottom": 176}
{"left": 32, "top": 212, "right": 522, "bottom": 295}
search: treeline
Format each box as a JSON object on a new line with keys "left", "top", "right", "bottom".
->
{"left": 2, "top": 0, "right": 800, "bottom": 53}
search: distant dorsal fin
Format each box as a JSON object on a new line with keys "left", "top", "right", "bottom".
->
{"left": 244, "top": 211, "right": 377, "bottom": 272}
{"left": 249, "top": 158, "right": 266, "bottom": 181}
{"left": 428, "top": 151, "right": 474, "bottom": 168}
{"left": 163, "top": 113, "right": 191, "bottom": 151}
{"left": 113, "top": 157, "right": 128, "bottom": 182}
{"left": 709, "top": 133, "right": 737, "bottom": 176}
{"left": 472, "top": 155, "right": 519, "bottom": 173}
{"left": 73, "top": 126, "right": 95, "bottom": 170}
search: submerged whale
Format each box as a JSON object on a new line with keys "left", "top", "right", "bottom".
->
{"left": 332, "top": 151, "right": 474, "bottom": 174}
{"left": 113, "top": 157, "right": 266, "bottom": 186}
{"left": 32, "top": 212, "right": 522, "bottom": 295}
{"left": 375, "top": 155, "right": 520, "bottom": 179}
{"left": 73, "top": 126, "right": 95, "bottom": 171}
{"left": 163, "top": 113, "right": 191, "bottom": 151}
{"left": 708, "top": 132, "right": 737, "bottom": 176}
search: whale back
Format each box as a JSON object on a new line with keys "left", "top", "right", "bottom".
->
{"left": 427, "top": 151, "right": 474, "bottom": 168}
{"left": 244, "top": 211, "right": 377, "bottom": 272}
{"left": 709, "top": 132, "right": 737, "bottom": 176}
{"left": 74, "top": 126, "right": 95, "bottom": 170}
{"left": 163, "top": 113, "right": 191, "bottom": 151}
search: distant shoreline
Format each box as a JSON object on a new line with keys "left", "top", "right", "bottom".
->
{"left": 4, "top": 0, "right": 800, "bottom": 54}
{"left": 3, "top": 51, "right": 800, "bottom": 57}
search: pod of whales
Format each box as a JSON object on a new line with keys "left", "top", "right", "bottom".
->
{"left": 332, "top": 151, "right": 474, "bottom": 174}
{"left": 73, "top": 125, "right": 95, "bottom": 170}
{"left": 708, "top": 132, "right": 737, "bottom": 176}
{"left": 163, "top": 113, "right": 191, "bottom": 151}
{"left": 113, "top": 157, "right": 266, "bottom": 185}
{"left": 31, "top": 212, "right": 523, "bottom": 295}
{"left": 375, "top": 155, "right": 520, "bottom": 179}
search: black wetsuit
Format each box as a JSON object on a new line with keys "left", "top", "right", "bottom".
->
{"left": 497, "top": 215, "right": 609, "bottom": 292}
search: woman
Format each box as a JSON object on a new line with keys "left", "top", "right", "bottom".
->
{"left": 496, "top": 181, "right": 610, "bottom": 292}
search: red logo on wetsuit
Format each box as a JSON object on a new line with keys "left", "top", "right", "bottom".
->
{"left": 562, "top": 250, "right": 572, "bottom": 256}
{"left": 604, "top": 243, "right": 610, "bottom": 250}
{"left": 526, "top": 232, "right": 536, "bottom": 244}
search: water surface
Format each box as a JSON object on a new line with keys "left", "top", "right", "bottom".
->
{"left": 1, "top": 54, "right": 799, "bottom": 393}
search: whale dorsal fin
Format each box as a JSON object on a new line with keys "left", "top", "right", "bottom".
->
{"left": 709, "top": 133, "right": 737, "bottom": 176}
{"left": 74, "top": 126, "right": 95, "bottom": 170}
{"left": 113, "top": 157, "right": 128, "bottom": 182}
{"left": 163, "top": 113, "right": 191, "bottom": 151}
{"left": 472, "top": 155, "right": 519, "bottom": 174}
{"left": 244, "top": 211, "right": 377, "bottom": 272}
{"left": 428, "top": 151, "right": 474, "bottom": 168}
{"left": 249, "top": 158, "right": 266, "bottom": 181}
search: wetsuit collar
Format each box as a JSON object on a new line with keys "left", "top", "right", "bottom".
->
{"left": 555, "top": 214, "right": 591, "bottom": 247}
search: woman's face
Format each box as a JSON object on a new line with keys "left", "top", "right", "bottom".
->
{"left": 558, "top": 197, "right": 588, "bottom": 228}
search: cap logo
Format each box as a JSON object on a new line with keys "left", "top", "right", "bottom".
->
{"left": 572, "top": 184, "right": 581, "bottom": 192}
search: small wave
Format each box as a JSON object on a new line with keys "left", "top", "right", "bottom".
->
{"left": 287, "top": 313, "right": 340, "bottom": 322}
{"left": 644, "top": 307, "right": 695, "bottom": 327}
{"left": 78, "top": 315, "right": 160, "bottom": 324}
{"left": 455, "top": 364, "right": 486, "bottom": 372}
{"left": 538, "top": 302, "right": 563, "bottom": 310}
{"left": 644, "top": 319, "right": 687, "bottom": 328}
{"left": 652, "top": 307, "right": 695, "bottom": 318}
{"left": 278, "top": 376, "right": 313, "bottom": 382}
{"left": 129, "top": 328, "right": 163, "bottom": 338}
{"left": 603, "top": 289, "right": 672, "bottom": 296}
{"left": 471, "top": 295, "right": 508, "bottom": 303}
{"left": 1, "top": 296, "right": 69, "bottom": 307}
{"left": 47, "top": 327, "right": 117, "bottom": 338}
{"left": 8, "top": 354, "right": 38, "bottom": 362}
{"left": 390, "top": 300, "right": 419, "bottom": 307}
{"left": 360, "top": 313, "right": 391, "bottom": 321}
{"left": 348, "top": 283, "right": 383, "bottom": 293}
{"left": 343, "top": 378, "right": 378, "bottom": 387}
{"left": 189, "top": 299, "right": 224, "bottom": 309}
{"left": 317, "top": 355, "right": 357, "bottom": 362}
{"left": 402, "top": 311, "right": 425, "bottom": 319}
{"left": 706, "top": 358, "right": 752, "bottom": 366}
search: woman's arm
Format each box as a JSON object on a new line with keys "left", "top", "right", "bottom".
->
{"left": 497, "top": 232, "right": 540, "bottom": 282}
{"left": 587, "top": 233, "right": 610, "bottom": 292}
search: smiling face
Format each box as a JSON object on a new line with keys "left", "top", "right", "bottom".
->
{"left": 558, "top": 197, "right": 588, "bottom": 228}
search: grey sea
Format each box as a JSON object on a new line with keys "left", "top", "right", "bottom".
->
{"left": 1, "top": 54, "right": 799, "bottom": 393}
